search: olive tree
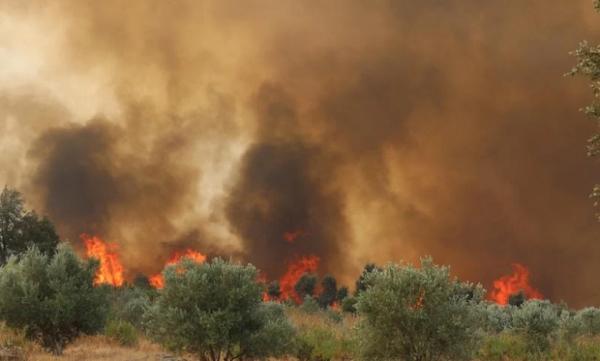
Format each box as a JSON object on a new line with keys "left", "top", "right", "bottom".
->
{"left": 569, "top": 1, "right": 600, "bottom": 219}
{"left": 511, "top": 300, "right": 559, "bottom": 354}
{"left": 356, "top": 257, "right": 484, "bottom": 361}
{"left": 0, "top": 187, "right": 59, "bottom": 264}
{"left": 145, "top": 258, "right": 295, "bottom": 361}
{"left": 0, "top": 245, "right": 109, "bottom": 354}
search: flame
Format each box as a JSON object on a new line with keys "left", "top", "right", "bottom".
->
{"left": 283, "top": 230, "right": 303, "bottom": 243}
{"left": 489, "top": 263, "right": 543, "bottom": 305}
{"left": 279, "top": 255, "right": 320, "bottom": 303}
{"left": 149, "top": 249, "right": 206, "bottom": 288}
{"left": 82, "top": 234, "right": 124, "bottom": 287}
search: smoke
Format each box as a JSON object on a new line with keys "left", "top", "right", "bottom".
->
{"left": 1, "top": 0, "right": 600, "bottom": 305}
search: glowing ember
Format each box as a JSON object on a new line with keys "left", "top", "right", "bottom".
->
{"left": 279, "top": 255, "right": 320, "bottom": 303}
{"left": 149, "top": 249, "right": 206, "bottom": 288}
{"left": 82, "top": 234, "right": 124, "bottom": 287}
{"left": 283, "top": 230, "right": 303, "bottom": 243}
{"left": 489, "top": 263, "right": 543, "bottom": 305}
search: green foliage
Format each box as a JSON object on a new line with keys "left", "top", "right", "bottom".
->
{"left": 0, "top": 187, "right": 59, "bottom": 265}
{"left": 300, "top": 295, "right": 320, "bottom": 314}
{"left": 318, "top": 275, "right": 337, "bottom": 308}
{"left": 478, "top": 333, "right": 528, "bottom": 361}
{"left": 356, "top": 257, "right": 485, "bottom": 361}
{"left": 132, "top": 274, "right": 152, "bottom": 290}
{"left": 575, "top": 307, "right": 600, "bottom": 336}
{"left": 341, "top": 296, "right": 358, "bottom": 313}
{"left": 336, "top": 286, "right": 349, "bottom": 301}
{"left": 569, "top": 3, "right": 600, "bottom": 219}
{"left": 484, "top": 303, "right": 513, "bottom": 333}
{"left": 245, "top": 302, "right": 296, "bottom": 359}
{"left": 295, "top": 273, "right": 318, "bottom": 299}
{"left": 295, "top": 325, "right": 352, "bottom": 361}
{"left": 109, "top": 286, "right": 152, "bottom": 329}
{"left": 511, "top": 300, "right": 560, "bottom": 355}
{"left": 0, "top": 245, "right": 109, "bottom": 355}
{"left": 268, "top": 280, "right": 282, "bottom": 300}
{"left": 509, "top": 291, "right": 527, "bottom": 307}
{"left": 145, "top": 258, "right": 294, "bottom": 361}
{"left": 354, "top": 263, "right": 379, "bottom": 296}
{"left": 105, "top": 319, "right": 138, "bottom": 347}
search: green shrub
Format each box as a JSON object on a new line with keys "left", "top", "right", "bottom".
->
{"left": 246, "top": 302, "right": 296, "bottom": 359}
{"left": 512, "top": 300, "right": 559, "bottom": 355}
{"left": 300, "top": 296, "right": 320, "bottom": 314}
{"left": 295, "top": 326, "right": 350, "bottom": 361}
{"left": 109, "top": 286, "right": 151, "bottom": 329}
{"left": 105, "top": 319, "right": 138, "bottom": 347}
{"left": 145, "top": 258, "right": 294, "bottom": 361}
{"left": 478, "top": 333, "right": 528, "bottom": 361}
{"left": 484, "top": 303, "right": 513, "bottom": 333}
{"left": 575, "top": 307, "right": 600, "bottom": 336}
{"left": 0, "top": 245, "right": 108, "bottom": 355}
{"left": 356, "top": 257, "right": 485, "bottom": 361}
{"left": 341, "top": 296, "right": 357, "bottom": 313}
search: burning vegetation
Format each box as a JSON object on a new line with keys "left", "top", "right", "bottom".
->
{"left": 488, "top": 263, "right": 543, "bottom": 305}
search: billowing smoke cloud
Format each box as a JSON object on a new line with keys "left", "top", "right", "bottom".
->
{"left": 1, "top": 0, "right": 600, "bottom": 306}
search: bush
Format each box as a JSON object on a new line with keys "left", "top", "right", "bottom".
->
{"left": 109, "top": 286, "right": 152, "bottom": 329}
{"left": 341, "top": 296, "right": 357, "bottom": 313}
{"left": 511, "top": 300, "right": 559, "bottom": 354}
{"left": 246, "top": 302, "right": 296, "bottom": 359}
{"left": 300, "top": 296, "right": 320, "bottom": 314}
{"left": 478, "top": 333, "right": 528, "bottom": 361}
{"left": 356, "top": 257, "right": 484, "bottom": 361}
{"left": 0, "top": 245, "right": 109, "bottom": 354}
{"left": 145, "top": 258, "right": 294, "bottom": 361}
{"left": 295, "top": 273, "right": 318, "bottom": 300}
{"left": 105, "top": 319, "right": 138, "bottom": 347}
{"left": 484, "top": 303, "right": 513, "bottom": 333}
{"left": 318, "top": 275, "right": 337, "bottom": 308}
{"left": 575, "top": 307, "right": 600, "bottom": 336}
{"left": 295, "top": 325, "right": 352, "bottom": 361}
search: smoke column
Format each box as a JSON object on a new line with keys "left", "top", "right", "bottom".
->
{"left": 0, "top": 0, "right": 599, "bottom": 306}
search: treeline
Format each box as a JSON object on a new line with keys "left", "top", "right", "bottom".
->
{"left": 2, "top": 187, "right": 600, "bottom": 361}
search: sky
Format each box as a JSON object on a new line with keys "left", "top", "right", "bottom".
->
{"left": 1, "top": 0, "right": 600, "bottom": 306}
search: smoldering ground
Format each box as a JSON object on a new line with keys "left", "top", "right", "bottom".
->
{"left": 1, "top": 0, "right": 600, "bottom": 306}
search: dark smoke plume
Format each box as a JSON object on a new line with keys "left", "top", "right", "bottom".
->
{"left": 1, "top": 0, "right": 600, "bottom": 306}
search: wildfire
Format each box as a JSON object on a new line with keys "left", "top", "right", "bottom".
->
{"left": 489, "top": 263, "right": 543, "bottom": 305}
{"left": 82, "top": 234, "right": 124, "bottom": 287}
{"left": 149, "top": 249, "right": 207, "bottom": 288}
{"left": 283, "top": 230, "right": 304, "bottom": 243}
{"left": 279, "top": 255, "right": 320, "bottom": 303}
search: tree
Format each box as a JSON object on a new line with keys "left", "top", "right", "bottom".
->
{"left": 356, "top": 257, "right": 485, "bottom": 361}
{"left": 145, "top": 258, "right": 295, "bottom": 361}
{"left": 337, "top": 286, "right": 349, "bottom": 301}
{"left": 318, "top": 275, "right": 338, "bottom": 308}
{"left": 354, "top": 263, "right": 380, "bottom": 296}
{"left": 0, "top": 244, "right": 109, "bottom": 354}
{"left": 569, "top": 4, "right": 600, "bottom": 220}
{"left": 295, "top": 273, "right": 317, "bottom": 300}
{"left": 508, "top": 291, "right": 526, "bottom": 307}
{"left": 0, "top": 187, "right": 59, "bottom": 264}
{"left": 268, "top": 280, "right": 282, "bottom": 300}
{"left": 511, "top": 300, "right": 559, "bottom": 354}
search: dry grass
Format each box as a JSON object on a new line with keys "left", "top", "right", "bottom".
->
{"left": 27, "top": 336, "right": 173, "bottom": 361}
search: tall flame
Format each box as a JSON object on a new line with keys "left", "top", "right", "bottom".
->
{"left": 149, "top": 249, "right": 206, "bottom": 289}
{"left": 279, "top": 255, "right": 320, "bottom": 303}
{"left": 489, "top": 263, "right": 543, "bottom": 305}
{"left": 82, "top": 234, "right": 124, "bottom": 287}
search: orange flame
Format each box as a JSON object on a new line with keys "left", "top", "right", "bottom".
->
{"left": 149, "top": 249, "right": 206, "bottom": 289}
{"left": 279, "top": 255, "right": 320, "bottom": 303}
{"left": 283, "top": 230, "right": 304, "bottom": 243}
{"left": 489, "top": 263, "right": 543, "bottom": 305}
{"left": 82, "top": 234, "right": 124, "bottom": 287}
